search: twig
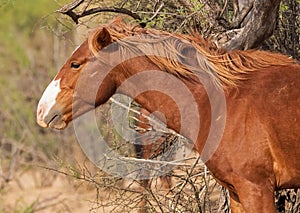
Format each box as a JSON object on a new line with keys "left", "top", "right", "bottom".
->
{"left": 148, "top": 2, "right": 164, "bottom": 22}
{"left": 81, "top": 0, "right": 92, "bottom": 14}
{"left": 104, "top": 155, "right": 192, "bottom": 167}
{"left": 109, "top": 97, "right": 187, "bottom": 141}
{"left": 218, "top": 0, "right": 228, "bottom": 18}
{"left": 33, "top": 194, "right": 66, "bottom": 212}
{"left": 57, "top": 0, "right": 85, "bottom": 13}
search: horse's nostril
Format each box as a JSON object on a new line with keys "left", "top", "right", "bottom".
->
{"left": 36, "top": 104, "right": 49, "bottom": 128}
{"left": 37, "top": 104, "right": 45, "bottom": 119}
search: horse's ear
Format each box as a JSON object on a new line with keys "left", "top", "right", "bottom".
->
{"left": 97, "top": 27, "right": 111, "bottom": 48}
{"left": 90, "top": 27, "right": 112, "bottom": 54}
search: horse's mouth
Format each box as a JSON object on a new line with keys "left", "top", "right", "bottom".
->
{"left": 45, "top": 114, "right": 67, "bottom": 130}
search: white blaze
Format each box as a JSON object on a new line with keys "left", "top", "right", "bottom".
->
{"left": 37, "top": 79, "right": 61, "bottom": 122}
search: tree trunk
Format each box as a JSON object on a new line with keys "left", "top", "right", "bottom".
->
{"left": 222, "top": 0, "right": 281, "bottom": 50}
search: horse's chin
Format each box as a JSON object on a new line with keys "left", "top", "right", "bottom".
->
{"left": 48, "top": 117, "right": 68, "bottom": 130}
{"left": 37, "top": 115, "right": 68, "bottom": 130}
{"left": 49, "top": 120, "right": 68, "bottom": 130}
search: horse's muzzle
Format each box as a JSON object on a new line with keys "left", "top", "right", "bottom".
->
{"left": 36, "top": 103, "right": 67, "bottom": 129}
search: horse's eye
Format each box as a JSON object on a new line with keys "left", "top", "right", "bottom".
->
{"left": 70, "top": 62, "right": 81, "bottom": 69}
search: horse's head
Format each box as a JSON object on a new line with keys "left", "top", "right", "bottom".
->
{"left": 37, "top": 26, "right": 117, "bottom": 129}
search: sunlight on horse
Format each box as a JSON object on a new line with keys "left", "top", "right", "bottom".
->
{"left": 37, "top": 19, "right": 300, "bottom": 213}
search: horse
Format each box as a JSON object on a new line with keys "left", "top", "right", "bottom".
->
{"left": 36, "top": 19, "right": 300, "bottom": 213}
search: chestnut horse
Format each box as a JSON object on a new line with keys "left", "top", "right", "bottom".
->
{"left": 36, "top": 20, "right": 300, "bottom": 212}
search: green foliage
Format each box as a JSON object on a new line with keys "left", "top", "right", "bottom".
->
{"left": 267, "top": 0, "right": 300, "bottom": 60}
{"left": 190, "top": 0, "right": 203, "bottom": 12}
{"left": 0, "top": 0, "right": 66, "bottom": 67}
{"left": 0, "top": 0, "right": 73, "bottom": 168}
{"left": 279, "top": 1, "right": 289, "bottom": 12}
{"left": 14, "top": 200, "right": 35, "bottom": 213}
{"left": 0, "top": 0, "right": 54, "bottom": 33}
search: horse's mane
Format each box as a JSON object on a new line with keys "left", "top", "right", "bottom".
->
{"left": 89, "top": 19, "right": 296, "bottom": 88}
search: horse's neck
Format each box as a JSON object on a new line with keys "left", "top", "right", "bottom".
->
{"left": 116, "top": 58, "right": 214, "bottom": 144}
{"left": 134, "top": 81, "right": 211, "bottom": 130}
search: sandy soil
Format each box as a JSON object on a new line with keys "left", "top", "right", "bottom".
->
{"left": 0, "top": 169, "right": 100, "bottom": 213}
{"left": 0, "top": 148, "right": 224, "bottom": 213}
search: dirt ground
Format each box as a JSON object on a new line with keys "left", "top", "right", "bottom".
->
{"left": 0, "top": 168, "right": 175, "bottom": 213}
{"left": 0, "top": 168, "right": 101, "bottom": 213}
{"left": 0, "top": 147, "right": 224, "bottom": 213}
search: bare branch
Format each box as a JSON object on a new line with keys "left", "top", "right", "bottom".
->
{"left": 110, "top": 97, "right": 187, "bottom": 140}
{"left": 218, "top": 0, "right": 229, "bottom": 18}
{"left": 104, "top": 155, "right": 194, "bottom": 167}
{"left": 57, "top": 1, "right": 142, "bottom": 24}
{"left": 148, "top": 2, "right": 164, "bottom": 22}
{"left": 80, "top": 7, "right": 142, "bottom": 21}
{"left": 57, "top": 0, "right": 85, "bottom": 13}
{"left": 81, "top": 0, "right": 92, "bottom": 13}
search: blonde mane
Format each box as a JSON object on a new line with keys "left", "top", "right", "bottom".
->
{"left": 89, "top": 19, "right": 296, "bottom": 88}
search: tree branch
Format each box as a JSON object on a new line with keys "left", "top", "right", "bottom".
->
{"left": 57, "top": 0, "right": 85, "bottom": 13}
{"left": 57, "top": 0, "right": 142, "bottom": 24}
{"left": 217, "top": 1, "right": 253, "bottom": 30}
{"left": 81, "top": 7, "right": 142, "bottom": 21}
{"left": 230, "top": 2, "right": 253, "bottom": 28}
{"left": 148, "top": 2, "right": 164, "bottom": 22}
